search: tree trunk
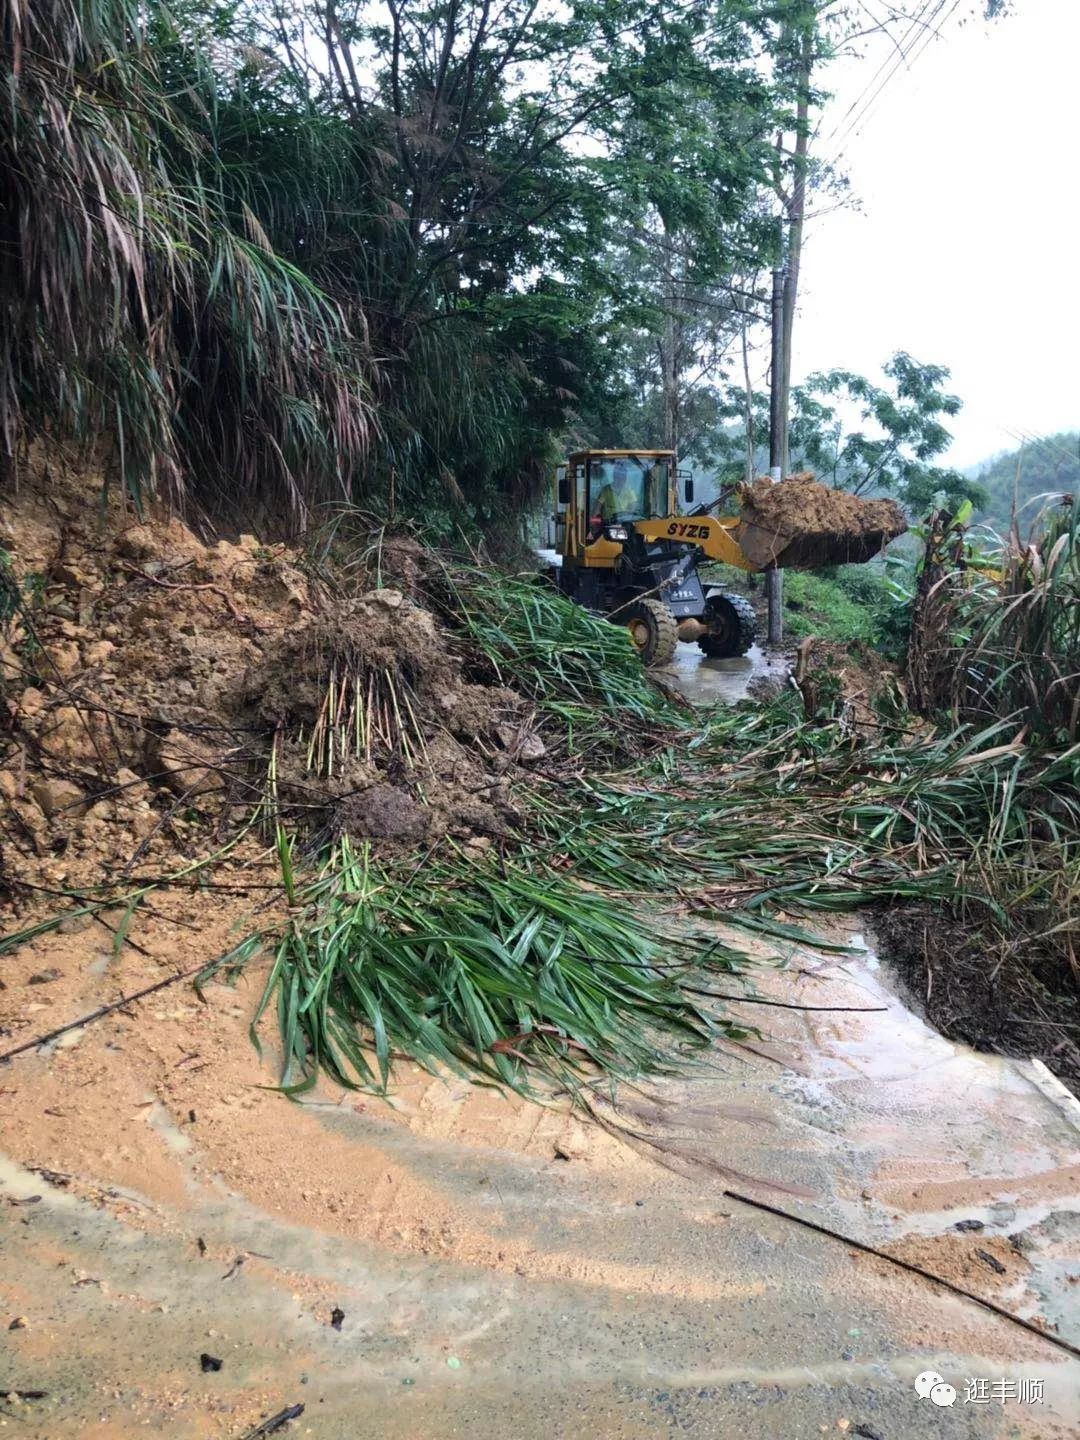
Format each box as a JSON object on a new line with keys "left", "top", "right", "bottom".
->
{"left": 779, "top": 24, "right": 812, "bottom": 474}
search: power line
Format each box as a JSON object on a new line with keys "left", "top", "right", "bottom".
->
{"left": 826, "top": 0, "right": 961, "bottom": 167}
{"left": 821, "top": 0, "right": 938, "bottom": 150}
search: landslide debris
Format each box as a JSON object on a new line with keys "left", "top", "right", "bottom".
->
{"left": 735, "top": 473, "right": 908, "bottom": 569}
{"left": 0, "top": 451, "right": 542, "bottom": 911}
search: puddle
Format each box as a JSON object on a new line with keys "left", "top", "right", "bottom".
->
{"left": 663, "top": 641, "right": 788, "bottom": 705}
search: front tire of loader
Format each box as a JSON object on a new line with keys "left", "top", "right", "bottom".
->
{"left": 698, "top": 591, "right": 756, "bottom": 659}
{"left": 623, "top": 598, "right": 679, "bottom": 667}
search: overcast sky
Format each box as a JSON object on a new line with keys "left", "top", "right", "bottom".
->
{"left": 792, "top": 0, "right": 1079, "bottom": 470}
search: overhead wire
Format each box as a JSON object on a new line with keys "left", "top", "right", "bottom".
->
{"left": 826, "top": 0, "right": 953, "bottom": 165}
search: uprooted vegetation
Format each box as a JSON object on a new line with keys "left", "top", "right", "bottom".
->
{"left": 2, "top": 457, "right": 1078, "bottom": 1095}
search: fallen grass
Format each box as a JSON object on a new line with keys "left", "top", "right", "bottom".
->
{"left": 252, "top": 836, "right": 749, "bottom": 1096}
{"left": 435, "top": 564, "right": 681, "bottom": 756}
{"left": 7, "top": 518, "right": 1076, "bottom": 1096}
{"left": 241, "top": 540, "right": 1080, "bottom": 1093}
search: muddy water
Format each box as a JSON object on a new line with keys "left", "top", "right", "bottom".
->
{"left": 2, "top": 920, "right": 1078, "bottom": 1438}
{"left": 663, "top": 641, "right": 788, "bottom": 705}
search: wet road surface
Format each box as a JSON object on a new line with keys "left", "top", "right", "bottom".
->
{"left": 663, "top": 641, "right": 788, "bottom": 706}
{"left": 2, "top": 925, "right": 1078, "bottom": 1438}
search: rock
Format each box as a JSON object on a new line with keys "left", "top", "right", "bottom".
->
{"left": 18, "top": 687, "right": 46, "bottom": 716}
{"left": 49, "top": 640, "right": 82, "bottom": 677}
{"left": 115, "top": 766, "right": 148, "bottom": 801}
{"left": 38, "top": 705, "right": 99, "bottom": 764}
{"left": 364, "top": 587, "right": 404, "bottom": 610}
{"left": 495, "top": 724, "right": 547, "bottom": 762}
{"left": 155, "top": 728, "right": 224, "bottom": 797}
{"left": 8, "top": 1317, "right": 27, "bottom": 1331}
{"left": 114, "top": 526, "right": 158, "bottom": 561}
{"left": 52, "top": 562, "right": 95, "bottom": 590}
{"left": 517, "top": 732, "right": 546, "bottom": 763}
{"left": 0, "top": 770, "right": 20, "bottom": 801}
{"left": 28, "top": 968, "right": 63, "bottom": 985}
{"left": 83, "top": 640, "right": 115, "bottom": 667}
{"left": 30, "top": 777, "right": 87, "bottom": 819}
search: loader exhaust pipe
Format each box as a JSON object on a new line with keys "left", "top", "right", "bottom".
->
{"left": 676, "top": 618, "right": 708, "bottom": 642}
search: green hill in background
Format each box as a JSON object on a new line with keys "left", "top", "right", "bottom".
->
{"left": 971, "top": 431, "right": 1079, "bottom": 534}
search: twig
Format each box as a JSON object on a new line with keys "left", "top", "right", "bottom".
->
{"left": 722, "top": 1188, "right": 1080, "bottom": 1362}
{"left": 237, "top": 1405, "right": 305, "bottom": 1438}
{"left": 679, "top": 989, "right": 887, "bottom": 1012}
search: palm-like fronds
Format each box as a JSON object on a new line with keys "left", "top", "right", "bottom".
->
{"left": 0, "top": 0, "right": 373, "bottom": 515}
{"left": 255, "top": 837, "right": 738, "bottom": 1095}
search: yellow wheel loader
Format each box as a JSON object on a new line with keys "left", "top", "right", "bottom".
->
{"left": 551, "top": 449, "right": 905, "bottom": 666}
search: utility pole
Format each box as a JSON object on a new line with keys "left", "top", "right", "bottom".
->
{"left": 766, "top": 236, "right": 785, "bottom": 646}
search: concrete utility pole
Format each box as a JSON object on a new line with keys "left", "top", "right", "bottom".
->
{"left": 766, "top": 245, "right": 785, "bottom": 646}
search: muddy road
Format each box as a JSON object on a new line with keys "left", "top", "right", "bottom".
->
{"left": 2, "top": 914, "right": 1078, "bottom": 1438}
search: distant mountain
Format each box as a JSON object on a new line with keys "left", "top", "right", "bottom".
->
{"left": 970, "top": 431, "right": 1079, "bottom": 534}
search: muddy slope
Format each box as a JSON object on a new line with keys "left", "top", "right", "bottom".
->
{"left": 1, "top": 450, "right": 544, "bottom": 914}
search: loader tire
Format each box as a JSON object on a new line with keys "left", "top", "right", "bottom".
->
{"left": 699, "top": 590, "right": 756, "bottom": 659}
{"left": 623, "top": 598, "right": 678, "bottom": 667}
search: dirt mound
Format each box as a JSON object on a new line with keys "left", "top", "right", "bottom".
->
{"left": 792, "top": 636, "right": 912, "bottom": 736}
{"left": 0, "top": 450, "right": 542, "bottom": 914}
{"left": 735, "top": 474, "right": 907, "bottom": 569}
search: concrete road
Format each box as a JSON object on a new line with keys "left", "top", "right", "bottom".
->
{"left": 2, "top": 922, "right": 1077, "bottom": 1438}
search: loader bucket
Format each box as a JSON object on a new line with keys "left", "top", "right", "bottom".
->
{"left": 734, "top": 476, "right": 908, "bottom": 572}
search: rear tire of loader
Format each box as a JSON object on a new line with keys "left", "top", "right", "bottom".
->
{"left": 623, "top": 598, "right": 679, "bottom": 667}
{"left": 698, "top": 591, "right": 756, "bottom": 659}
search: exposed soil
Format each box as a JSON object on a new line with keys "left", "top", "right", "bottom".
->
{"left": 736, "top": 474, "right": 908, "bottom": 569}
{"left": 875, "top": 904, "right": 1080, "bottom": 1095}
{"left": 791, "top": 635, "right": 912, "bottom": 734}
{"left": 0, "top": 448, "right": 543, "bottom": 919}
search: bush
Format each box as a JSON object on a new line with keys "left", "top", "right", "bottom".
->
{"left": 783, "top": 567, "right": 892, "bottom": 648}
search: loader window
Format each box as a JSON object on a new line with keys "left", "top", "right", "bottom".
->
{"left": 588, "top": 457, "right": 669, "bottom": 524}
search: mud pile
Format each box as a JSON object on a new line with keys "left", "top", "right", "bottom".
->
{"left": 0, "top": 451, "right": 540, "bottom": 910}
{"left": 735, "top": 474, "right": 908, "bottom": 569}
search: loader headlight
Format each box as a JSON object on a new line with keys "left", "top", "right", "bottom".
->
{"left": 604, "top": 524, "right": 629, "bottom": 541}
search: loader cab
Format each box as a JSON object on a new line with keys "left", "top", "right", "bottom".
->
{"left": 555, "top": 449, "right": 676, "bottom": 567}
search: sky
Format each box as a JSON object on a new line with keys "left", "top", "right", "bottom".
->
{"left": 792, "top": 0, "right": 1080, "bottom": 470}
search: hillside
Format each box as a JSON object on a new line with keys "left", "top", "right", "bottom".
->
{"left": 972, "top": 430, "right": 1079, "bottom": 532}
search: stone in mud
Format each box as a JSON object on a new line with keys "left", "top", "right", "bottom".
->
{"left": 154, "top": 728, "right": 224, "bottom": 797}
{"left": 30, "top": 777, "right": 87, "bottom": 818}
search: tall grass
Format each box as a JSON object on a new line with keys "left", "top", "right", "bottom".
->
{"left": 908, "top": 499, "right": 1080, "bottom": 744}
{"left": 0, "top": 0, "right": 373, "bottom": 515}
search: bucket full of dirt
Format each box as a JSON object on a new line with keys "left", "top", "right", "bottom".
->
{"left": 734, "top": 475, "right": 908, "bottom": 570}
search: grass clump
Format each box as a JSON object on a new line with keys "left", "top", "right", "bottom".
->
{"left": 254, "top": 837, "right": 745, "bottom": 1096}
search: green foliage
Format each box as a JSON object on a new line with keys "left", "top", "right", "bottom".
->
{"left": 257, "top": 837, "right": 729, "bottom": 1096}
{"left": 789, "top": 352, "right": 986, "bottom": 513}
{"left": 0, "top": 0, "right": 801, "bottom": 529}
{"left": 971, "top": 432, "right": 1080, "bottom": 534}
{"left": 782, "top": 569, "right": 883, "bottom": 644}
{"left": 911, "top": 498, "right": 1080, "bottom": 746}
{"left": 0, "top": 0, "right": 373, "bottom": 516}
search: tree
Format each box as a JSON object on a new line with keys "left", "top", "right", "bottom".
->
{"left": 788, "top": 352, "right": 987, "bottom": 513}
{"left": 971, "top": 433, "right": 1080, "bottom": 532}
